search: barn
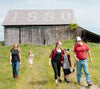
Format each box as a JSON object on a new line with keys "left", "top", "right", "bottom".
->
{"left": 2, "top": 9, "right": 100, "bottom": 46}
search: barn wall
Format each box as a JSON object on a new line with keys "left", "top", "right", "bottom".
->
{"left": 4, "top": 25, "right": 77, "bottom": 46}
{"left": 20, "top": 26, "right": 32, "bottom": 44}
{"left": 4, "top": 27, "right": 19, "bottom": 46}
{"left": 19, "top": 25, "right": 76, "bottom": 45}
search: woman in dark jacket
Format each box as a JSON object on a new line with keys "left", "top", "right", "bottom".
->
{"left": 49, "top": 41, "right": 63, "bottom": 86}
{"left": 10, "top": 43, "right": 21, "bottom": 78}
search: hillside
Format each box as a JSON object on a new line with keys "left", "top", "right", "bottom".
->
{"left": 0, "top": 40, "right": 100, "bottom": 89}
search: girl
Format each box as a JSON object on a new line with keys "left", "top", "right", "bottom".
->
{"left": 28, "top": 51, "right": 34, "bottom": 69}
{"left": 49, "top": 41, "right": 63, "bottom": 86}
{"left": 10, "top": 43, "right": 21, "bottom": 79}
{"left": 62, "top": 49, "right": 71, "bottom": 83}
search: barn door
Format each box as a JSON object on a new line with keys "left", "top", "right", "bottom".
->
{"left": 19, "top": 28, "right": 21, "bottom": 44}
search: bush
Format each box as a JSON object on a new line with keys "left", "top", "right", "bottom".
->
{"left": 0, "top": 41, "right": 4, "bottom": 46}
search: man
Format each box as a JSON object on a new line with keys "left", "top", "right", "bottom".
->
{"left": 73, "top": 36, "right": 92, "bottom": 86}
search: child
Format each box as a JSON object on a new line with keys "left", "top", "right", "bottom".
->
{"left": 62, "top": 49, "right": 71, "bottom": 83}
{"left": 28, "top": 51, "right": 34, "bottom": 69}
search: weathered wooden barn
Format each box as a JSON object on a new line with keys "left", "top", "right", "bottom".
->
{"left": 2, "top": 9, "right": 100, "bottom": 46}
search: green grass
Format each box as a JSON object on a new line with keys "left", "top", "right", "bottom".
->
{"left": 0, "top": 40, "right": 100, "bottom": 89}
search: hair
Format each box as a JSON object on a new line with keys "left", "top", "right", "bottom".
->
{"left": 28, "top": 51, "right": 32, "bottom": 56}
{"left": 55, "top": 41, "right": 62, "bottom": 48}
{"left": 11, "top": 43, "right": 20, "bottom": 52}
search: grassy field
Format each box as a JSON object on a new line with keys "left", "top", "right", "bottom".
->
{"left": 0, "top": 40, "right": 100, "bottom": 89}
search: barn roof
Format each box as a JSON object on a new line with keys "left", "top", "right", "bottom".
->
{"left": 2, "top": 9, "right": 77, "bottom": 26}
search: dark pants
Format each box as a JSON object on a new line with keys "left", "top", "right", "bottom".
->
{"left": 52, "top": 61, "right": 61, "bottom": 80}
{"left": 12, "top": 61, "right": 19, "bottom": 78}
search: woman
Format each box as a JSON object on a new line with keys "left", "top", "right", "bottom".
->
{"left": 10, "top": 43, "right": 21, "bottom": 78}
{"left": 73, "top": 36, "right": 92, "bottom": 86}
{"left": 49, "top": 41, "right": 63, "bottom": 86}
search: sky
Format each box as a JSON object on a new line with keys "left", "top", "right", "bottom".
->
{"left": 0, "top": 0, "right": 100, "bottom": 41}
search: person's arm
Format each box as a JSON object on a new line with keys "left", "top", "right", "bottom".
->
{"left": 87, "top": 50, "right": 92, "bottom": 63}
{"left": 10, "top": 52, "right": 12, "bottom": 65}
{"left": 32, "top": 55, "right": 34, "bottom": 61}
{"left": 74, "top": 60, "right": 76, "bottom": 67}
{"left": 19, "top": 50, "right": 21, "bottom": 65}
{"left": 73, "top": 52, "right": 79, "bottom": 62}
{"left": 49, "top": 50, "right": 54, "bottom": 66}
{"left": 68, "top": 55, "right": 71, "bottom": 67}
{"left": 49, "top": 58, "right": 51, "bottom": 66}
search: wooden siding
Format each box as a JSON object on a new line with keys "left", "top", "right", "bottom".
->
{"left": 4, "top": 27, "right": 19, "bottom": 45}
{"left": 4, "top": 25, "right": 77, "bottom": 46}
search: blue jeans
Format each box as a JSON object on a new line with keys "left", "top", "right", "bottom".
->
{"left": 76, "top": 59, "right": 91, "bottom": 83}
{"left": 12, "top": 61, "right": 20, "bottom": 77}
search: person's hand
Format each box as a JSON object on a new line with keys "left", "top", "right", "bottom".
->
{"left": 10, "top": 61, "right": 12, "bottom": 65}
{"left": 90, "top": 58, "right": 92, "bottom": 63}
{"left": 20, "top": 62, "right": 21, "bottom": 66}
{"left": 61, "top": 61, "right": 63, "bottom": 64}
{"left": 72, "top": 68, "right": 75, "bottom": 72}
{"left": 49, "top": 62, "right": 51, "bottom": 66}
{"left": 75, "top": 58, "right": 79, "bottom": 62}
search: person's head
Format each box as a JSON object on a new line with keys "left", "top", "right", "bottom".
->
{"left": 11, "top": 43, "right": 19, "bottom": 50}
{"left": 63, "top": 49, "right": 69, "bottom": 54}
{"left": 28, "top": 51, "right": 32, "bottom": 56}
{"left": 75, "top": 36, "right": 82, "bottom": 45}
{"left": 55, "top": 41, "right": 62, "bottom": 48}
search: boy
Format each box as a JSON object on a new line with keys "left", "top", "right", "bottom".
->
{"left": 62, "top": 49, "right": 71, "bottom": 83}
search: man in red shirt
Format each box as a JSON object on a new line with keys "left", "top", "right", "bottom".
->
{"left": 73, "top": 36, "right": 92, "bottom": 86}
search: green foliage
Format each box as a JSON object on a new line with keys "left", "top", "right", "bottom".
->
{"left": 68, "top": 23, "right": 79, "bottom": 30}
{"left": 0, "top": 41, "right": 4, "bottom": 46}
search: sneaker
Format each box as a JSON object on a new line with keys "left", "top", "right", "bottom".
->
{"left": 64, "top": 78, "right": 70, "bottom": 83}
{"left": 64, "top": 77, "right": 67, "bottom": 81}
{"left": 78, "top": 82, "right": 80, "bottom": 85}
{"left": 56, "top": 83, "right": 58, "bottom": 86}
{"left": 67, "top": 80, "right": 70, "bottom": 84}
{"left": 81, "top": 72, "right": 83, "bottom": 75}
{"left": 58, "top": 79, "right": 62, "bottom": 82}
{"left": 88, "top": 83, "right": 92, "bottom": 86}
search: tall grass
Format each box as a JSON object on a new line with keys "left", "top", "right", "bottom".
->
{"left": 0, "top": 40, "right": 100, "bottom": 89}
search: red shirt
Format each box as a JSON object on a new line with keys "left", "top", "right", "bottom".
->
{"left": 74, "top": 43, "right": 89, "bottom": 60}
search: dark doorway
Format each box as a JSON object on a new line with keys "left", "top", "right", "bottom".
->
{"left": 81, "top": 30, "right": 100, "bottom": 43}
{"left": 19, "top": 28, "right": 21, "bottom": 44}
{"left": 43, "top": 39, "right": 46, "bottom": 45}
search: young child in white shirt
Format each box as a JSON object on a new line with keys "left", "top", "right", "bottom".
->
{"left": 28, "top": 51, "right": 34, "bottom": 69}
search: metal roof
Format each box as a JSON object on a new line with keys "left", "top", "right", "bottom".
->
{"left": 2, "top": 9, "right": 77, "bottom": 26}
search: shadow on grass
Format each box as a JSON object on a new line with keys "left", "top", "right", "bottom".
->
{"left": 29, "top": 80, "right": 47, "bottom": 85}
{"left": 71, "top": 81, "right": 90, "bottom": 89}
{"left": 80, "top": 84, "right": 90, "bottom": 89}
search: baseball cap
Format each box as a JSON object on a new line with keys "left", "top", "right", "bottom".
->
{"left": 64, "top": 49, "right": 69, "bottom": 51}
{"left": 76, "top": 36, "right": 81, "bottom": 42}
